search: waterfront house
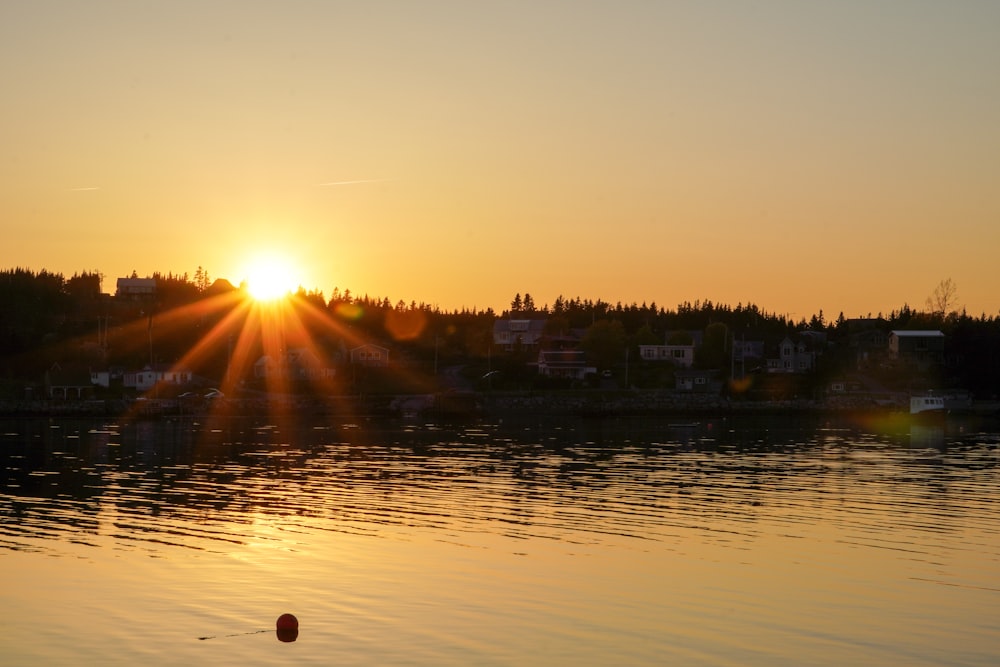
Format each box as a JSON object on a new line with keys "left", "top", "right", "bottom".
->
{"left": 674, "top": 369, "right": 722, "bottom": 393}
{"left": 537, "top": 350, "right": 596, "bottom": 380}
{"left": 350, "top": 343, "right": 390, "bottom": 367}
{"left": 766, "top": 336, "right": 817, "bottom": 374}
{"left": 254, "top": 347, "right": 335, "bottom": 379}
{"left": 45, "top": 364, "right": 95, "bottom": 399}
{"left": 123, "top": 364, "right": 194, "bottom": 391}
{"left": 493, "top": 318, "right": 547, "bottom": 351}
{"left": 889, "top": 330, "right": 945, "bottom": 368}
{"left": 638, "top": 344, "right": 695, "bottom": 367}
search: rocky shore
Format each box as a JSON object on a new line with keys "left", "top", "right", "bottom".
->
{"left": 3, "top": 390, "right": 996, "bottom": 420}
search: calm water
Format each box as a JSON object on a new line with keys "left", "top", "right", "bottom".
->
{"left": 1, "top": 412, "right": 998, "bottom": 666}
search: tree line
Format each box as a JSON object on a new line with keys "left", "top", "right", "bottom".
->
{"left": 1, "top": 268, "right": 998, "bottom": 397}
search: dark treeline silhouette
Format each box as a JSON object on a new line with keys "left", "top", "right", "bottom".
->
{"left": 2, "top": 267, "right": 999, "bottom": 399}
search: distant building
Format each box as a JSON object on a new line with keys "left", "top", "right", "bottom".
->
{"left": 254, "top": 347, "right": 335, "bottom": 379}
{"left": 116, "top": 277, "right": 156, "bottom": 299}
{"left": 350, "top": 343, "right": 389, "bottom": 367}
{"left": 889, "top": 330, "right": 945, "bottom": 366}
{"left": 674, "top": 369, "right": 722, "bottom": 393}
{"left": 846, "top": 319, "right": 889, "bottom": 368}
{"left": 537, "top": 350, "right": 596, "bottom": 380}
{"left": 638, "top": 344, "right": 695, "bottom": 367}
{"left": 766, "top": 336, "right": 817, "bottom": 374}
{"left": 493, "top": 319, "right": 547, "bottom": 351}
{"left": 45, "top": 364, "right": 95, "bottom": 400}
{"left": 123, "top": 364, "right": 193, "bottom": 391}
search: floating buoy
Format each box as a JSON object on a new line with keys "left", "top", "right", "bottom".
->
{"left": 276, "top": 613, "right": 299, "bottom": 642}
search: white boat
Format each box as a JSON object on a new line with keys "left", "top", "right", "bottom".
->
{"left": 910, "top": 394, "right": 946, "bottom": 416}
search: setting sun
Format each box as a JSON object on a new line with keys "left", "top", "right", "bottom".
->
{"left": 242, "top": 254, "right": 301, "bottom": 301}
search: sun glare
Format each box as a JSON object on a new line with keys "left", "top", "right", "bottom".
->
{"left": 243, "top": 255, "right": 300, "bottom": 302}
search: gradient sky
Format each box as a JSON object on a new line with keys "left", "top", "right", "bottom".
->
{"left": 3, "top": 1, "right": 998, "bottom": 319}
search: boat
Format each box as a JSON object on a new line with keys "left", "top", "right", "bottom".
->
{"left": 910, "top": 393, "right": 946, "bottom": 419}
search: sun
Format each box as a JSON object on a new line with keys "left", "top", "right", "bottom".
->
{"left": 242, "top": 254, "right": 301, "bottom": 301}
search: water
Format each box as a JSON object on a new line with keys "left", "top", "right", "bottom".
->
{"left": 1, "top": 412, "right": 998, "bottom": 666}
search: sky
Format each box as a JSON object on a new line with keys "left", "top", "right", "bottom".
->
{"left": 2, "top": 0, "right": 999, "bottom": 319}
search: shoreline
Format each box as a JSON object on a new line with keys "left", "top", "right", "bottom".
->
{"left": 2, "top": 392, "right": 997, "bottom": 420}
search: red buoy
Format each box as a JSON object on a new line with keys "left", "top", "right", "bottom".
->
{"left": 276, "top": 613, "right": 298, "bottom": 631}
{"left": 276, "top": 613, "right": 299, "bottom": 642}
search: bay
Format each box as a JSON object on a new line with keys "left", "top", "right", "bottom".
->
{"left": 1, "top": 412, "right": 998, "bottom": 666}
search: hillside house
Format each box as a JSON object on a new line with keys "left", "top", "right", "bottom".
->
{"left": 350, "top": 343, "right": 389, "bottom": 367}
{"left": 675, "top": 369, "right": 722, "bottom": 393}
{"left": 537, "top": 350, "right": 596, "bottom": 380}
{"left": 766, "top": 336, "right": 817, "bottom": 374}
{"left": 45, "top": 364, "right": 95, "bottom": 399}
{"left": 123, "top": 365, "right": 194, "bottom": 391}
{"left": 889, "top": 330, "right": 945, "bottom": 367}
{"left": 254, "top": 347, "right": 335, "bottom": 380}
{"left": 115, "top": 277, "right": 157, "bottom": 300}
{"left": 638, "top": 344, "right": 695, "bottom": 367}
{"left": 846, "top": 319, "right": 889, "bottom": 368}
{"left": 493, "top": 319, "right": 547, "bottom": 351}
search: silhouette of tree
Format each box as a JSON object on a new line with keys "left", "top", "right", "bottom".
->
{"left": 926, "top": 278, "right": 959, "bottom": 317}
{"left": 581, "top": 319, "right": 626, "bottom": 370}
{"left": 510, "top": 293, "right": 523, "bottom": 312}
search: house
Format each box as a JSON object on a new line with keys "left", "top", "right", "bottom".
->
{"left": 115, "top": 277, "right": 156, "bottom": 299}
{"left": 732, "top": 338, "right": 765, "bottom": 363}
{"left": 537, "top": 350, "right": 596, "bottom": 380}
{"left": 45, "top": 364, "right": 95, "bottom": 399}
{"left": 674, "top": 369, "right": 722, "bottom": 393}
{"left": 889, "top": 330, "right": 945, "bottom": 366}
{"left": 637, "top": 344, "right": 695, "bottom": 367}
{"left": 350, "top": 343, "right": 389, "bottom": 367}
{"left": 89, "top": 366, "right": 125, "bottom": 389}
{"left": 493, "top": 319, "right": 547, "bottom": 351}
{"left": 90, "top": 369, "right": 111, "bottom": 388}
{"left": 123, "top": 364, "right": 194, "bottom": 391}
{"left": 254, "top": 347, "right": 335, "bottom": 379}
{"left": 845, "top": 319, "right": 889, "bottom": 368}
{"left": 766, "top": 336, "right": 817, "bottom": 374}
{"left": 638, "top": 330, "right": 701, "bottom": 367}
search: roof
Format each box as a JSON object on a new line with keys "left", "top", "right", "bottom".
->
{"left": 493, "top": 318, "right": 547, "bottom": 333}
{"left": 890, "top": 330, "right": 945, "bottom": 337}
{"left": 116, "top": 277, "right": 156, "bottom": 288}
{"left": 351, "top": 343, "right": 389, "bottom": 352}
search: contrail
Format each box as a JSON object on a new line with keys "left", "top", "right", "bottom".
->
{"left": 316, "top": 178, "right": 391, "bottom": 187}
{"left": 69, "top": 186, "right": 100, "bottom": 191}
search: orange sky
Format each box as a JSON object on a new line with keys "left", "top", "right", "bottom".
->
{"left": 3, "top": 1, "right": 998, "bottom": 319}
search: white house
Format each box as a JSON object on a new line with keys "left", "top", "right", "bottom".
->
{"left": 123, "top": 365, "right": 193, "bottom": 391}
{"left": 493, "top": 319, "right": 547, "bottom": 351}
